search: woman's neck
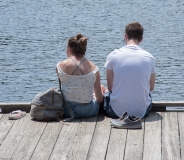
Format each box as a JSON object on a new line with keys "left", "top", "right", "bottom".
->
{"left": 69, "top": 55, "right": 85, "bottom": 61}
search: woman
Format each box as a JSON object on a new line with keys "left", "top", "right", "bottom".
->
{"left": 56, "top": 33, "right": 105, "bottom": 118}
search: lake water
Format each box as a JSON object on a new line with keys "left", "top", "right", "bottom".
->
{"left": 1, "top": 0, "right": 184, "bottom": 102}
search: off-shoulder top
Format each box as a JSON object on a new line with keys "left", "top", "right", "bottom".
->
{"left": 56, "top": 63, "right": 99, "bottom": 103}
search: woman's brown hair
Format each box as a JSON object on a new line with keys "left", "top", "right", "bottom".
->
{"left": 68, "top": 34, "right": 88, "bottom": 57}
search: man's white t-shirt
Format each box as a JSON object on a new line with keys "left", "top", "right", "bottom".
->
{"left": 104, "top": 45, "right": 156, "bottom": 118}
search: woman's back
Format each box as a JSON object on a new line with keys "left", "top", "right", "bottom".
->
{"left": 58, "top": 57, "right": 96, "bottom": 76}
{"left": 56, "top": 59, "right": 99, "bottom": 103}
{"left": 56, "top": 33, "right": 104, "bottom": 119}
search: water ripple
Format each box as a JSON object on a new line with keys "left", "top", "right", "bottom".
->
{"left": 0, "top": 0, "right": 184, "bottom": 102}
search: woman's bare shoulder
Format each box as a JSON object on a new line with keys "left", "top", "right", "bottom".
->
{"left": 88, "top": 60, "right": 97, "bottom": 70}
{"left": 58, "top": 59, "right": 70, "bottom": 68}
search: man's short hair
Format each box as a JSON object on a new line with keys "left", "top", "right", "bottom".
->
{"left": 125, "top": 22, "right": 144, "bottom": 41}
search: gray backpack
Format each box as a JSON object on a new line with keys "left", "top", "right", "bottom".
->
{"left": 30, "top": 87, "right": 74, "bottom": 122}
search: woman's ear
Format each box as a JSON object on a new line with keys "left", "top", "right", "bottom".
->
{"left": 69, "top": 47, "right": 73, "bottom": 54}
{"left": 67, "top": 46, "right": 72, "bottom": 57}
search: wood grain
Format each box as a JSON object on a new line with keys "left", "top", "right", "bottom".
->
{"left": 30, "top": 121, "right": 63, "bottom": 160}
{"left": 87, "top": 115, "right": 111, "bottom": 160}
{"left": 0, "top": 111, "right": 183, "bottom": 159}
{"left": 49, "top": 119, "right": 81, "bottom": 160}
{"left": 178, "top": 112, "right": 184, "bottom": 160}
{"left": 0, "top": 114, "right": 30, "bottom": 159}
{"left": 143, "top": 112, "right": 162, "bottom": 160}
{"left": 0, "top": 114, "right": 3, "bottom": 119}
{"left": 11, "top": 117, "right": 47, "bottom": 160}
{"left": 162, "top": 112, "right": 180, "bottom": 160}
{"left": 124, "top": 118, "right": 144, "bottom": 160}
{"left": 67, "top": 116, "right": 97, "bottom": 160}
{"left": 0, "top": 114, "right": 16, "bottom": 145}
{"left": 106, "top": 126, "right": 127, "bottom": 160}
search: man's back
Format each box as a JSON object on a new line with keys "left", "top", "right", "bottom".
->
{"left": 104, "top": 22, "right": 156, "bottom": 119}
{"left": 105, "top": 45, "right": 155, "bottom": 118}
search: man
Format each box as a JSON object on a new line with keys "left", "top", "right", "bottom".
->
{"left": 104, "top": 22, "right": 156, "bottom": 118}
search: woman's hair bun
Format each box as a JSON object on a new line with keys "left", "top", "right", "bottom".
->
{"left": 76, "top": 33, "right": 83, "bottom": 40}
{"left": 68, "top": 33, "right": 88, "bottom": 57}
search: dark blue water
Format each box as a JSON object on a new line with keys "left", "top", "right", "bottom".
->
{"left": 1, "top": 0, "right": 184, "bottom": 102}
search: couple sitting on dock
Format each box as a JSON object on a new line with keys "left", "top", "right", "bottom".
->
{"left": 56, "top": 22, "right": 155, "bottom": 127}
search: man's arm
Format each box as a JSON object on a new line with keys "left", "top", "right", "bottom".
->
{"left": 150, "top": 73, "right": 155, "bottom": 91}
{"left": 106, "top": 69, "right": 114, "bottom": 92}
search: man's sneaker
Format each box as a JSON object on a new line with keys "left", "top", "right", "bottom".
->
{"left": 110, "top": 112, "right": 128, "bottom": 124}
{"left": 110, "top": 115, "right": 142, "bottom": 129}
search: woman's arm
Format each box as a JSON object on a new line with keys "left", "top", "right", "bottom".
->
{"left": 94, "top": 71, "right": 104, "bottom": 103}
{"left": 56, "top": 67, "right": 58, "bottom": 75}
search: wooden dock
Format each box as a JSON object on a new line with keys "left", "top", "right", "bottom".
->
{"left": 0, "top": 110, "right": 184, "bottom": 160}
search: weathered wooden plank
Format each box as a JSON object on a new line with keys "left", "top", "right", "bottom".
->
{"left": 1, "top": 101, "right": 184, "bottom": 114}
{"left": 106, "top": 125, "right": 127, "bottom": 160}
{"left": 10, "top": 117, "right": 47, "bottom": 160}
{"left": 153, "top": 101, "right": 184, "bottom": 106}
{"left": 87, "top": 115, "right": 111, "bottom": 160}
{"left": 0, "top": 114, "right": 16, "bottom": 145}
{"left": 0, "top": 103, "right": 31, "bottom": 113}
{"left": 166, "top": 106, "right": 184, "bottom": 111}
{"left": 0, "top": 114, "right": 30, "bottom": 159}
{"left": 0, "top": 114, "right": 3, "bottom": 119}
{"left": 49, "top": 119, "right": 81, "bottom": 160}
{"left": 124, "top": 119, "right": 145, "bottom": 160}
{"left": 178, "top": 112, "right": 184, "bottom": 160}
{"left": 30, "top": 121, "right": 63, "bottom": 160}
{"left": 67, "top": 116, "right": 98, "bottom": 160}
{"left": 143, "top": 112, "right": 162, "bottom": 160}
{"left": 162, "top": 112, "right": 180, "bottom": 160}
{"left": 151, "top": 107, "right": 166, "bottom": 112}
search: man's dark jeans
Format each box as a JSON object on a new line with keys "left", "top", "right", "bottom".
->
{"left": 103, "top": 92, "right": 152, "bottom": 118}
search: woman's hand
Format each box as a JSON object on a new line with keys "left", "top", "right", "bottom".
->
{"left": 101, "top": 84, "right": 108, "bottom": 94}
{"left": 93, "top": 84, "right": 108, "bottom": 100}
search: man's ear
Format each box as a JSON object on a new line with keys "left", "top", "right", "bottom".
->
{"left": 139, "top": 37, "right": 143, "bottom": 43}
{"left": 124, "top": 34, "right": 128, "bottom": 44}
{"left": 124, "top": 33, "right": 128, "bottom": 40}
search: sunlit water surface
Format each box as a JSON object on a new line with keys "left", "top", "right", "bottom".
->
{"left": 1, "top": 0, "right": 184, "bottom": 102}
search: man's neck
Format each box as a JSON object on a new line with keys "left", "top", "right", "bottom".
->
{"left": 126, "top": 39, "right": 139, "bottom": 46}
